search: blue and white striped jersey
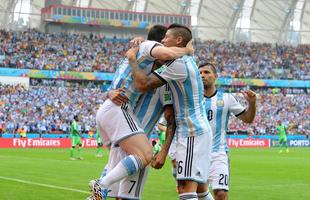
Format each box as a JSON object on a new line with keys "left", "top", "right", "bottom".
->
{"left": 134, "top": 85, "right": 172, "bottom": 136}
{"left": 109, "top": 40, "right": 160, "bottom": 108}
{"left": 153, "top": 55, "right": 211, "bottom": 138}
{"left": 204, "top": 90, "right": 245, "bottom": 152}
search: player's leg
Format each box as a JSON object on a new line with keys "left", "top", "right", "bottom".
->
{"left": 176, "top": 133, "right": 212, "bottom": 200}
{"left": 279, "top": 138, "right": 284, "bottom": 153}
{"left": 92, "top": 100, "right": 151, "bottom": 199}
{"left": 96, "top": 143, "right": 103, "bottom": 157}
{"left": 208, "top": 152, "right": 230, "bottom": 200}
{"left": 75, "top": 136, "right": 83, "bottom": 159}
{"left": 77, "top": 143, "right": 83, "bottom": 159}
{"left": 99, "top": 134, "right": 152, "bottom": 189}
{"left": 197, "top": 183, "right": 214, "bottom": 200}
{"left": 70, "top": 146, "right": 75, "bottom": 159}
{"left": 284, "top": 138, "right": 289, "bottom": 153}
{"left": 70, "top": 136, "right": 76, "bottom": 159}
{"left": 117, "top": 166, "right": 149, "bottom": 199}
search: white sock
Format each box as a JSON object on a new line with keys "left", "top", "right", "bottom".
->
{"left": 99, "top": 155, "right": 143, "bottom": 188}
{"left": 197, "top": 191, "right": 214, "bottom": 200}
{"left": 179, "top": 192, "right": 198, "bottom": 200}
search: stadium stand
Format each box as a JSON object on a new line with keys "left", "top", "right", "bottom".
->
{"left": 0, "top": 84, "right": 309, "bottom": 136}
{"left": 1, "top": 30, "right": 309, "bottom": 80}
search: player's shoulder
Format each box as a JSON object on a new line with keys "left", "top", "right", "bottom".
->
{"left": 223, "top": 92, "right": 238, "bottom": 100}
{"left": 168, "top": 56, "right": 187, "bottom": 67}
{"left": 139, "top": 40, "right": 161, "bottom": 49}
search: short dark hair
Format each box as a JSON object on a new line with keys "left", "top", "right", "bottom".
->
{"left": 147, "top": 25, "right": 168, "bottom": 42}
{"left": 167, "top": 23, "right": 192, "bottom": 46}
{"left": 74, "top": 115, "right": 78, "bottom": 121}
{"left": 198, "top": 62, "right": 217, "bottom": 74}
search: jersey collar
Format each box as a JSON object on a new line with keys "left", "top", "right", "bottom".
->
{"left": 204, "top": 89, "right": 217, "bottom": 99}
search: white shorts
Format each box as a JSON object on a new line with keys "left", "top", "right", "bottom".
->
{"left": 168, "top": 139, "right": 177, "bottom": 161}
{"left": 105, "top": 147, "right": 149, "bottom": 200}
{"left": 176, "top": 132, "right": 212, "bottom": 184}
{"left": 96, "top": 99, "right": 144, "bottom": 146}
{"left": 207, "top": 152, "right": 230, "bottom": 191}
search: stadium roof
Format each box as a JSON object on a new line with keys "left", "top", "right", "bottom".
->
{"left": 1, "top": 0, "right": 310, "bottom": 44}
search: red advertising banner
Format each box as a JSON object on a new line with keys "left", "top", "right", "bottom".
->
{"left": 0, "top": 138, "right": 99, "bottom": 148}
{"left": 227, "top": 138, "right": 270, "bottom": 148}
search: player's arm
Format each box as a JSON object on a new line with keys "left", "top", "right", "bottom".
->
{"left": 151, "top": 105, "right": 176, "bottom": 169}
{"left": 127, "top": 47, "right": 166, "bottom": 92}
{"left": 238, "top": 90, "right": 257, "bottom": 123}
{"left": 104, "top": 88, "right": 129, "bottom": 105}
{"left": 151, "top": 40, "right": 194, "bottom": 60}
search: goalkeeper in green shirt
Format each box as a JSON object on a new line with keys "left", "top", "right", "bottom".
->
{"left": 70, "top": 115, "right": 83, "bottom": 160}
{"left": 96, "top": 129, "right": 103, "bottom": 157}
{"left": 276, "top": 121, "right": 289, "bottom": 153}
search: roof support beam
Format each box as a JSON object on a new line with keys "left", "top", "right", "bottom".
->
{"left": 2, "top": 0, "right": 18, "bottom": 30}
{"left": 278, "top": 0, "right": 298, "bottom": 43}
{"left": 143, "top": 0, "right": 149, "bottom": 12}
{"left": 227, "top": 0, "right": 245, "bottom": 41}
{"left": 299, "top": 0, "right": 307, "bottom": 30}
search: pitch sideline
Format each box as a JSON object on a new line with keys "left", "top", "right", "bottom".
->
{"left": 0, "top": 175, "right": 89, "bottom": 194}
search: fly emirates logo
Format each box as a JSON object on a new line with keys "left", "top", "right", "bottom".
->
{"left": 228, "top": 138, "right": 269, "bottom": 148}
{"left": 13, "top": 138, "right": 61, "bottom": 147}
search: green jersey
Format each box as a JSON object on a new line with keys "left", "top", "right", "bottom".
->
{"left": 96, "top": 130, "right": 102, "bottom": 144}
{"left": 70, "top": 120, "right": 82, "bottom": 146}
{"left": 158, "top": 130, "right": 166, "bottom": 145}
{"left": 153, "top": 143, "right": 161, "bottom": 155}
{"left": 277, "top": 124, "right": 286, "bottom": 138}
{"left": 70, "top": 120, "right": 79, "bottom": 136}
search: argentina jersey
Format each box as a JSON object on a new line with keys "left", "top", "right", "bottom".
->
{"left": 134, "top": 85, "right": 172, "bottom": 137}
{"left": 153, "top": 55, "right": 211, "bottom": 137}
{"left": 109, "top": 40, "right": 161, "bottom": 108}
{"left": 204, "top": 90, "right": 245, "bottom": 152}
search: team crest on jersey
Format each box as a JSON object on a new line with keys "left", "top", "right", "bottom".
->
{"left": 216, "top": 100, "right": 224, "bottom": 107}
{"left": 155, "top": 65, "right": 167, "bottom": 74}
{"left": 164, "top": 91, "right": 172, "bottom": 102}
{"left": 137, "top": 56, "right": 145, "bottom": 64}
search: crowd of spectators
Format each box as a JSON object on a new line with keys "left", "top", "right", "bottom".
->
{"left": 0, "top": 84, "right": 105, "bottom": 135}
{"left": 0, "top": 84, "right": 309, "bottom": 136}
{"left": 1, "top": 29, "right": 309, "bottom": 80}
{"left": 0, "top": 29, "right": 129, "bottom": 73}
{"left": 228, "top": 92, "right": 310, "bottom": 135}
{"left": 194, "top": 40, "right": 310, "bottom": 80}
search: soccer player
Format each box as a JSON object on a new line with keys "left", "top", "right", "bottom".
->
{"left": 152, "top": 139, "right": 161, "bottom": 155}
{"left": 197, "top": 62, "right": 256, "bottom": 200}
{"left": 157, "top": 117, "right": 167, "bottom": 146}
{"left": 97, "top": 84, "right": 175, "bottom": 200}
{"left": 70, "top": 115, "right": 83, "bottom": 160}
{"left": 277, "top": 121, "right": 289, "bottom": 153}
{"left": 90, "top": 24, "right": 192, "bottom": 200}
{"left": 127, "top": 23, "right": 212, "bottom": 200}
{"left": 96, "top": 129, "right": 103, "bottom": 157}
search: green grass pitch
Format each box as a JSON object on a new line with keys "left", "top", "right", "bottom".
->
{"left": 1, "top": 148, "right": 310, "bottom": 199}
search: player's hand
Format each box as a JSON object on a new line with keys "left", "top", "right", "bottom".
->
{"left": 151, "top": 149, "right": 167, "bottom": 169}
{"left": 108, "top": 88, "right": 129, "bottom": 106}
{"left": 186, "top": 40, "right": 194, "bottom": 55}
{"left": 126, "top": 47, "right": 139, "bottom": 61}
{"left": 129, "top": 37, "right": 145, "bottom": 47}
{"left": 241, "top": 90, "right": 256, "bottom": 104}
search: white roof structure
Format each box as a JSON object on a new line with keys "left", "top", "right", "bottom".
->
{"left": 1, "top": 0, "right": 310, "bottom": 44}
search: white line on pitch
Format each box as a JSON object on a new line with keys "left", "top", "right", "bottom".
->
{"left": 0, "top": 176, "right": 89, "bottom": 194}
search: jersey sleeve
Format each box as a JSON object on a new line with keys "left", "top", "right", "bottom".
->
{"left": 138, "top": 40, "right": 162, "bottom": 60}
{"left": 228, "top": 94, "right": 246, "bottom": 117}
{"left": 153, "top": 59, "right": 187, "bottom": 83}
{"left": 159, "top": 84, "right": 173, "bottom": 106}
